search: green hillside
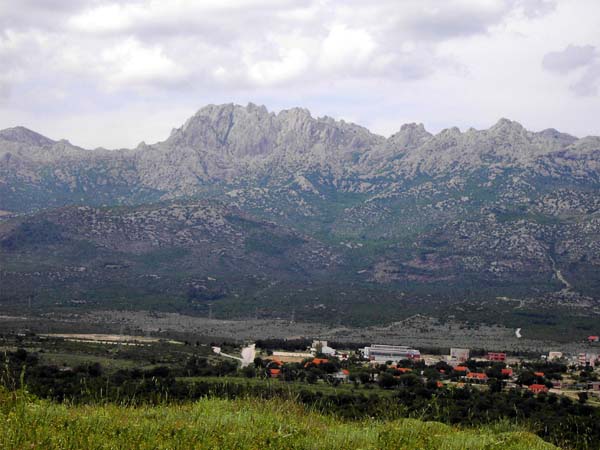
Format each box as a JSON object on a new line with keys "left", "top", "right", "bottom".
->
{"left": 0, "top": 389, "right": 556, "bottom": 450}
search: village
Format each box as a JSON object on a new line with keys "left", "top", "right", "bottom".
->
{"left": 2, "top": 329, "right": 600, "bottom": 447}
{"left": 250, "top": 336, "right": 600, "bottom": 404}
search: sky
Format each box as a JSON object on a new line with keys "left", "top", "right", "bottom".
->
{"left": 1, "top": 0, "right": 599, "bottom": 149}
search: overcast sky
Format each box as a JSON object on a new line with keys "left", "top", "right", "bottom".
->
{"left": 1, "top": 0, "right": 599, "bottom": 148}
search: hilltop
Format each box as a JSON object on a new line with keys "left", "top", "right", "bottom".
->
{"left": 0, "top": 391, "right": 556, "bottom": 450}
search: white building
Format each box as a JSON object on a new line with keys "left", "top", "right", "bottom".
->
{"left": 548, "top": 351, "right": 563, "bottom": 361}
{"left": 362, "top": 344, "right": 421, "bottom": 363}
{"left": 449, "top": 348, "right": 470, "bottom": 363}
{"left": 311, "top": 340, "right": 336, "bottom": 356}
{"left": 578, "top": 352, "right": 598, "bottom": 367}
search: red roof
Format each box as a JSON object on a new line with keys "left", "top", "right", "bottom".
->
{"left": 467, "top": 372, "right": 488, "bottom": 380}
{"left": 534, "top": 372, "right": 544, "bottom": 377}
{"left": 268, "top": 368, "right": 281, "bottom": 377}
{"left": 501, "top": 368, "right": 513, "bottom": 375}
{"left": 304, "top": 358, "right": 329, "bottom": 367}
{"left": 529, "top": 384, "right": 548, "bottom": 393}
{"left": 436, "top": 381, "right": 444, "bottom": 388}
{"left": 454, "top": 366, "right": 468, "bottom": 372}
{"left": 396, "top": 367, "right": 412, "bottom": 373}
{"left": 588, "top": 336, "right": 599, "bottom": 341}
{"left": 342, "top": 369, "right": 350, "bottom": 375}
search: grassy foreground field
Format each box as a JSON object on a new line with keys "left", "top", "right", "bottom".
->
{"left": 0, "top": 389, "right": 556, "bottom": 450}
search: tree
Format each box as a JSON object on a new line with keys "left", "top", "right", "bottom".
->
{"left": 378, "top": 372, "right": 397, "bottom": 389}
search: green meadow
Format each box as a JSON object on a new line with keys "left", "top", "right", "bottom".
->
{"left": 0, "top": 388, "right": 556, "bottom": 450}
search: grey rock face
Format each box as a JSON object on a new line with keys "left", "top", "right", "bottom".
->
{"left": 0, "top": 103, "right": 599, "bottom": 329}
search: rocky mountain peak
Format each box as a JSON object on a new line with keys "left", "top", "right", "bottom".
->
{"left": 388, "top": 123, "right": 432, "bottom": 151}
{"left": 536, "top": 128, "right": 578, "bottom": 147}
{"left": 0, "top": 126, "right": 55, "bottom": 147}
{"left": 489, "top": 118, "right": 526, "bottom": 134}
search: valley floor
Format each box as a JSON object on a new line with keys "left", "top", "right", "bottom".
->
{"left": 1, "top": 309, "right": 593, "bottom": 354}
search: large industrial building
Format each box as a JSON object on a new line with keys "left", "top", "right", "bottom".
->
{"left": 362, "top": 344, "right": 421, "bottom": 363}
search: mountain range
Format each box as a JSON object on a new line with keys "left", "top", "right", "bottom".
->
{"left": 1, "top": 103, "right": 599, "bottom": 338}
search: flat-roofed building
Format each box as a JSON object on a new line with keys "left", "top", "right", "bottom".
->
{"left": 487, "top": 352, "right": 506, "bottom": 362}
{"left": 449, "top": 348, "right": 470, "bottom": 363}
{"left": 362, "top": 344, "right": 420, "bottom": 363}
{"left": 578, "top": 352, "right": 598, "bottom": 367}
{"left": 548, "top": 351, "right": 563, "bottom": 361}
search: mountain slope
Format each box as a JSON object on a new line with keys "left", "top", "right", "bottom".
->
{"left": 0, "top": 104, "right": 599, "bottom": 333}
{"left": 0, "top": 200, "right": 342, "bottom": 316}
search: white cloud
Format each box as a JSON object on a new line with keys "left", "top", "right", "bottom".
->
{"left": 100, "top": 39, "right": 189, "bottom": 89}
{"left": 1, "top": 0, "right": 600, "bottom": 147}
{"left": 68, "top": 4, "right": 134, "bottom": 33}
{"left": 543, "top": 44, "right": 600, "bottom": 96}
{"left": 318, "top": 24, "right": 377, "bottom": 74}
{"left": 247, "top": 47, "right": 310, "bottom": 85}
{"left": 543, "top": 45, "right": 596, "bottom": 74}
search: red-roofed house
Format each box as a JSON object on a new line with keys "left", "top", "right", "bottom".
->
{"left": 501, "top": 368, "right": 513, "bottom": 376}
{"left": 268, "top": 368, "right": 281, "bottom": 378}
{"left": 534, "top": 372, "right": 545, "bottom": 377}
{"left": 466, "top": 372, "right": 488, "bottom": 382}
{"left": 454, "top": 366, "right": 468, "bottom": 373}
{"left": 333, "top": 369, "right": 350, "bottom": 381}
{"left": 588, "top": 336, "right": 599, "bottom": 343}
{"left": 304, "top": 358, "right": 329, "bottom": 368}
{"left": 529, "top": 384, "right": 548, "bottom": 394}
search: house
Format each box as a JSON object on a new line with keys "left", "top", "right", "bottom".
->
{"left": 548, "top": 351, "right": 563, "bottom": 360}
{"left": 487, "top": 352, "right": 506, "bottom": 362}
{"left": 588, "top": 382, "right": 600, "bottom": 392}
{"left": 268, "top": 368, "right": 281, "bottom": 378}
{"left": 311, "top": 340, "right": 336, "bottom": 357}
{"left": 449, "top": 348, "right": 470, "bottom": 363}
{"left": 333, "top": 369, "right": 350, "bottom": 381}
{"left": 529, "top": 384, "right": 548, "bottom": 394}
{"left": 272, "top": 351, "right": 312, "bottom": 363}
{"left": 304, "top": 358, "right": 329, "bottom": 368}
{"left": 501, "top": 368, "right": 513, "bottom": 376}
{"left": 534, "top": 372, "right": 545, "bottom": 378}
{"left": 466, "top": 372, "right": 488, "bottom": 382}
{"left": 588, "top": 336, "right": 600, "bottom": 343}
{"left": 454, "top": 366, "right": 469, "bottom": 373}
{"left": 578, "top": 352, "right": 599, "bottom": 367}
{"left": 395, "top": 367, "right": 412, "bottom": 374}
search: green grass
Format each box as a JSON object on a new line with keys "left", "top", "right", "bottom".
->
{"left": 0, "top": 389, "right": 557, "bottom": 449}
{"left": 177, "top": 375, "right": 400, "bottom": 397}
